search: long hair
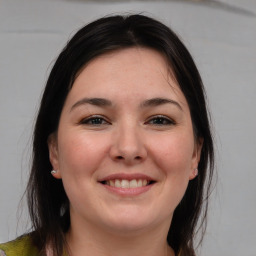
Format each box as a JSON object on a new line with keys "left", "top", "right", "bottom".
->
{"left": 26, "top": 14, "right": 214, "bottom": 256}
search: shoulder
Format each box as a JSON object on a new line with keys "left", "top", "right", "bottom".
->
{"left": 0, "top": 235, "right": 39, "bottom": 256}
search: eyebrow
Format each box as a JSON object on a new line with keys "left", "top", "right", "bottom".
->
{"left": 70, "top": 97, "right": 182, "bottom": 112}
{"left": 140, "top": 97, "right": 183, "bottom": 111}
{"left": 70, "top": 98, "right": 112, "bottom": 111}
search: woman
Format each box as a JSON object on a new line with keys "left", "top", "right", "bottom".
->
{"left": 0, "top": 14, "right": 214, "bottom": 256}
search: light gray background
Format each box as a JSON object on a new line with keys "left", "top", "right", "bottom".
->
{"left": 0, "top": 0, "right": 255, "bottom": 255}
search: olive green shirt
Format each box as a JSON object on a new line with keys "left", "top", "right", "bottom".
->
{"left": 0, "top": 235, "right": 39, "bottom": 256}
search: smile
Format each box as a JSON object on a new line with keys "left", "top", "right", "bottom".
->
{"left": 98, "top": 174, "right": 156, "bottom": 196}
{"left": 102, "top": 179, "right": 152, "bottom": 188}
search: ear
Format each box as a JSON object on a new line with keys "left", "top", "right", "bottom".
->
{"left": 189, "top": 137, "right": 203, "bottom": 180}
{"left": 48, "top": 133, "right": 62, "bottom": 179}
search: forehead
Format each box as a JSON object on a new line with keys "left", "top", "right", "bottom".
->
{"left": 78, "top": 47, "right": 171, "bottom": 80}
{"left": 66, "top": 47, "right": 188, "bottom": 108}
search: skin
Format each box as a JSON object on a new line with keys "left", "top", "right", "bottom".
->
{"left": 48, "top": 47, "right": 202, "bottom": 256}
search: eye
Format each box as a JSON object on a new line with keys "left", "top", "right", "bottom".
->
{"left": 79, "top": 115, "right": 110, "bottom": 126}
{"left": 146, "top": 115, "right": 175, "bottom": 126}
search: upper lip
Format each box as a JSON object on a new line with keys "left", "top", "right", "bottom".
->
{"left": 98, "top": 173, "right": 155, "bottom": 182}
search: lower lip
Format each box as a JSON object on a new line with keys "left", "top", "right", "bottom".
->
{"left": 100, "top": 183, "right": 154, "bottom": 196}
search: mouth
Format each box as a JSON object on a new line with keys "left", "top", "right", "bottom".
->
{"left": 100, "top": 179, "right": 155, "bottom": 189}
{"left": 98, "top": 174, "right": 156, "bottom": 195}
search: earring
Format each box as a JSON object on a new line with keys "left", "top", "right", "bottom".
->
{"left": 193, "top": 168, "right": 198, "bottom": 177}
{"left": 51, "top": 170, "right": 58, "bottom": 175}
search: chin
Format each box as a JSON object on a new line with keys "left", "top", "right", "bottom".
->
{"left": 101, "top": 210, "right": 163, "bottom": 235}
{"left": 106, "top": 220, "right": 152, "bottom": 235}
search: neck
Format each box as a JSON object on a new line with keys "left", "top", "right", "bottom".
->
{"left": 66, "top": 215, "right": 174, "bottom": 256}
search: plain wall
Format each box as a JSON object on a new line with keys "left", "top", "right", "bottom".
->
{"left": 0, "top": 0, "right": 255, "bottom": 255}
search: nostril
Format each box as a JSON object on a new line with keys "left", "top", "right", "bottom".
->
{"left": 116, "top": 155, "right": 142, "bottom": 160}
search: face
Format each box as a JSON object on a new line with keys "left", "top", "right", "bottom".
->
{"left": 49, "top": 47, "right": 202, "bottom": 236}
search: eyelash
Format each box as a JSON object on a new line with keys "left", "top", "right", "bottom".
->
{"left": 79, "top": 115, "right": 110, "bottom": 126}
{"left": 146, "top": 115, "right": 175, "bottom": 126}
{"left": 79, "top": 115, "right": 175, "bottom": 127}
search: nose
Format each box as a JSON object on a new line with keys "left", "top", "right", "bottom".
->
{"left": 109, "top": 124, "right": 147, "bottom": 165}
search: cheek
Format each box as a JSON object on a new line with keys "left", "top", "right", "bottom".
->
{"left": 57, "top": 132, "right": 110, "bottom": 210}
{"left": 154, "top": 135, "right": 194, "bottom": 212}
{"left": 149, "top": 132, "right": 195, "bottom": 194}
{"left": 57, "top": 131, "right": 110, "bottom": 177}
{"left": 154, "top": 134, "right": 194, "bottom": 170}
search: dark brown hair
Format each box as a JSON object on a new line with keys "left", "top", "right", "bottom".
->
{"left": 27, "top": 14, "right": 214, "bottom": 256}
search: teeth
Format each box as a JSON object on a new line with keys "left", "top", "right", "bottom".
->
{"left": 115, "top": 179, "right": 121, "bottom": 188}
{"left": 142, "top": 180, "right": 147, "bottom": 186}
{"left": 129, "top": 179, "right": 137, "bottom": 188}
{"left": 106, "top": 179, "right": 150, "bottom": 188}
{"left": 121, "top": 179, "right": 129, "bottom": 188}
